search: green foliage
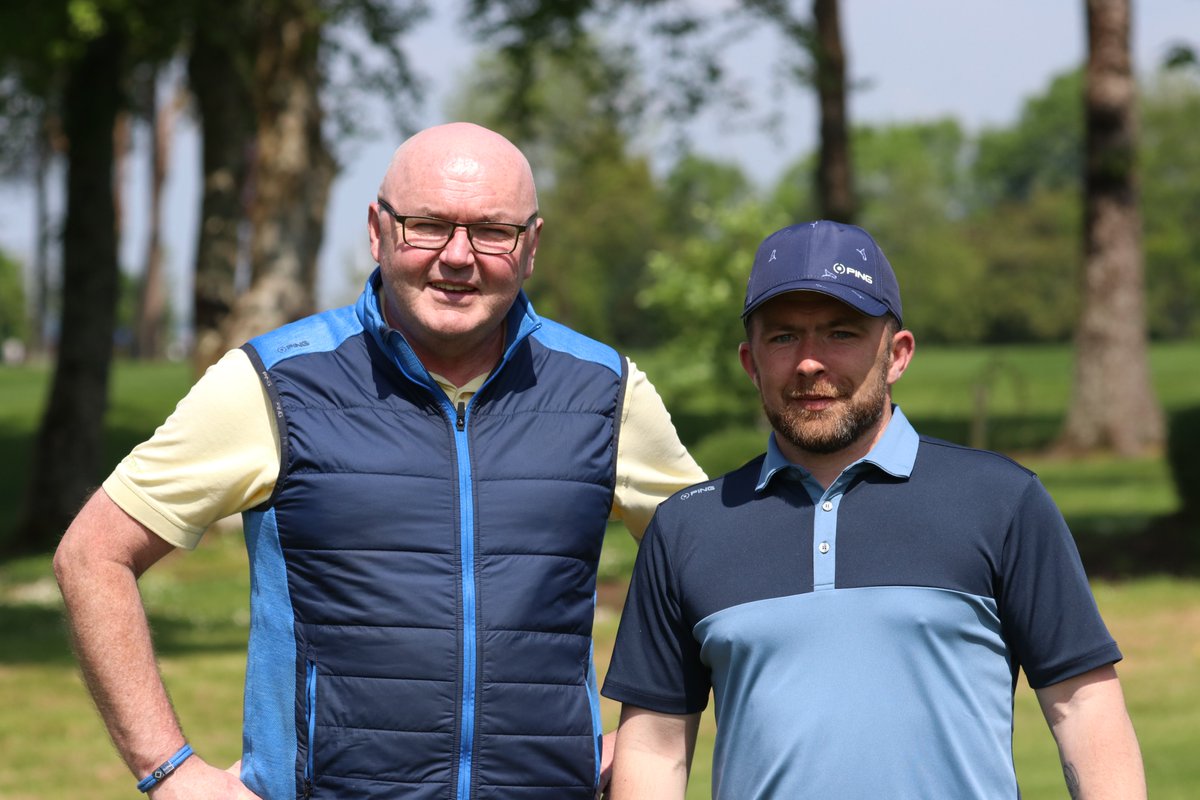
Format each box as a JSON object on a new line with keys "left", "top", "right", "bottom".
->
{"left": 1142, "top": 72, "right": 1200, "bottom": 338}
{"left": 682, "top": 339, "right": 1200, "bottom": 482}
{"left": 635, "top": 200, "right": 787, "bottom": 439}
{"left": 448, "top": 36, "right": 673, "bottom": 346}
{"left": 1165, "top": 405, "right": 1200, "bottom": 518}
{"left": 661, "top": 152, "right": 755, "bottom": 230}
{"left": 440, "top": 27, "right": 1200, "bottom": 351}
{"left": 687, "top": 425, "right": 765, "bottom": 478}
{"left": 965, "top": 188, "right": 1081, "bottom": 342}
{"left": 972, "top": 70, "right": 1084, "bottom": 205}
{"left": 766, "top": 156, "right": 818, "bottom": 221}
{"left": 852, "top": 119, "right": 990, "bottom": 343}
{"left": 0, "top": 249, "right": 27, "bottom": 342}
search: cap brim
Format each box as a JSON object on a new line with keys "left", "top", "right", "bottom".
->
{"left": 742, "top": 280, "right": 891, "bottom": 320}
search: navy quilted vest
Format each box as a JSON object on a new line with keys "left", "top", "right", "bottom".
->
{"left": 237, "top": 270, "right": 625, "bottom": 799}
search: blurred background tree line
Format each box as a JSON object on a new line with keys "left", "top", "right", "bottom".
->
{"left": 0, "top": 0, "right": 1197, "bottom": 553}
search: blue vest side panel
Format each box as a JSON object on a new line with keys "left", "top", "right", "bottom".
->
{"left": 240, "top": 507, "right": 299, "bottom": 799}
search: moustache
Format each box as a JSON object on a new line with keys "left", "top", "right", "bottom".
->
{"left": 787, "top": 384, "right": 844, "bottom": 401}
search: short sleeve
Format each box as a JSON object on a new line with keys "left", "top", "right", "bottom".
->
{"left": 999, "top": 478, "right": 1122, "bottom": 688}
{"left": 601, "top": 514, "right": 711, "bottom": 714}
{"left": 102, "top": 349, "right": 280, "bottom": 550}
{"left": 611, "top": 359, "right": 706, "bottom": 540}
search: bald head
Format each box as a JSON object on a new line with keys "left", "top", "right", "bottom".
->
{"left": 368, "top": 122, "right": 543, "bottom": 384}
{"left": 379, "top": 122, "right": 538, "bottom": 216}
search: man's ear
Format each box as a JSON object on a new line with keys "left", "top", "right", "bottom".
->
{"left": 887, "top": 329, "right": 915, "bottom": 386}
{"left": 521, "top": 217, "right": 542, "bottom": 280}
{"left": 739, "top": 341, "right": 760, "bottom": 390}
{"left": 368, "top": 202, "right": 384, "bottom": 264}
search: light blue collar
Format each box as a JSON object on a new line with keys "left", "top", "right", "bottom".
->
{"left": 755, "top": 405, "right": 919, "bottom": 493}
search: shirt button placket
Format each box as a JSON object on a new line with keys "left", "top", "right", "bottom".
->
{"left": 813, "top": 495, "right": 838, "bottom": 590}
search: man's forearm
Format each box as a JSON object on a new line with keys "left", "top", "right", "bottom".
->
{"left": 1036, "top": 665, "right": 1147, "bottom": 800}
{"left": 608, "top": 706, "right": 698, "bottom": 800}
{"left": 54, "top": 491, "right": 186, "bottom": 779}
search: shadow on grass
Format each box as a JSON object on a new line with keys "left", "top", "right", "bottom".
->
{"left": 906, "top": 412, "right": 1064, "bottom": 454}
{"left": 0, "top": 604, "right": 77, "bottom": 666}
{"left": 0, "top": 603, "right": 248, "bottom": 667}
{"left": 0, "top": 421, "right": 181, "bottom": 556}
{"left": 1074, "top": 512, "right": 1200, "bottom": 580}
{"left": 0, "top": 423, "right": 37, "bottom": 555}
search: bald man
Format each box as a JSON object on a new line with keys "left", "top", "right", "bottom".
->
{"left": 55, "top": 122, "right": 704, "bottom": 799}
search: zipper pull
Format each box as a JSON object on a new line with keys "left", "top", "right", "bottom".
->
{"left": 456, "top": 401, "right": 466, "bottom": 431}
{"left": 303, "top": 778, "right": 313, "bottom": 798}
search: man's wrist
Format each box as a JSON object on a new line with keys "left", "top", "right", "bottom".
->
{"left": 136, "top": 743, "right": 194, "bottom": 793}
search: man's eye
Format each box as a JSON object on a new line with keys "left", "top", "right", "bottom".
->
{"left": 472, "top": 224, "right": 514, "bottom": 241}
{"left": 409, "top": 221, "right": 450, "bottom": 235}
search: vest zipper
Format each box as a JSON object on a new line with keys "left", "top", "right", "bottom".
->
{"left": 304, "top": 659, "right": 317, "bottom": 795}
{"left": 452, "top": 398, "right": 477, "bottom": 800}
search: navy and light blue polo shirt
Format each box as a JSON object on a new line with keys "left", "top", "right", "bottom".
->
{"left": 602, "top": 407, "right": 1120, "bottom": 799}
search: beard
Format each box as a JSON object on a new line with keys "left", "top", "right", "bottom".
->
{"left": 762, "top": 350, "right": 892, "bottom": 456}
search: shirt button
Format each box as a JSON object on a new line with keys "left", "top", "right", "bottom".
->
{"left": 821, "top": 500, "right": 833, "bottom": 512}
{"left": 818, "top": 541, "right": 831, "bottom": 554}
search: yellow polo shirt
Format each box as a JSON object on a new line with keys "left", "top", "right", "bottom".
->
{"left": 104, "top": 348, "right": 705, "bottom": 550}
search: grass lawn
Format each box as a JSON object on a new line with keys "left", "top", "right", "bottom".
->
{"left": 2, "top": 539, "right": 1198, "bottom": 798}
{"left": 1, "top": 339, "right": 1198, "bottom": 796}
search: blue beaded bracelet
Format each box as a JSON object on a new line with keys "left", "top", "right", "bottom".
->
{"left": 136, "top": 743, "right": 194, "bottom": 793}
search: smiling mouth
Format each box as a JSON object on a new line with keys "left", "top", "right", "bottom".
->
{"left": 430, "top": 281, "right": 476, "bottom": 294}
{"left": 791, "top": 392, "right": 840, "bottom": 402}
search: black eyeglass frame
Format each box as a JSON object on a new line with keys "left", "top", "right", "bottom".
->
{"left": 376, "top": 197, "right": 538, "bottom": 255}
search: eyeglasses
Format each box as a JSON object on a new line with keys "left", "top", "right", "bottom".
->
{"left": 376, "top": 197, "right": 538, "bottom": 255}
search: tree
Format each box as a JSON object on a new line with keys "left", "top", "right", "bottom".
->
{"left": 18, "top": 20, "right": 129, "bottom": 549}
{"left": 196, "top": 0, "right": 426, "bottom": 367}
{"left": 746, "top": 0, "right": 855, "bottom": 222}
{"left": 212, "top": 0, "right": 337, "bottom": 351}
{"left": 187, "top": 0, "right": 257, "bottom": 374}
{"left": 1058, "top": 0, "right": 1163, "bottom": 455}
{"left": 448, "top": 36, "right": 667, "bottom": 346}
{"left": 812, "top": 0, "right": 854, "bottom": 221}
{"left": 3, "top": 0, "right": 185, "bottom": 552}
{"left": 132, "top": 72, "right": 185, "bottom": 359}
{"left": 0, "top": 9, "right": 69, "bottom": 359}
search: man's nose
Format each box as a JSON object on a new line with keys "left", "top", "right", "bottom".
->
{"left": 794, "top": 346, "right": 826, "bottom": 377}
{"left": 440, "top": 226, "right": 475, "bottom": 266}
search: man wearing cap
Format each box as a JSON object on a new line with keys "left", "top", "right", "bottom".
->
{"left": 600, "top": 221, "right": 1146, "bottom": 799}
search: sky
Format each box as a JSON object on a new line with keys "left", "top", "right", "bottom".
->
{"left": 1, "top": 0, "right": 1197, "bottom": 321}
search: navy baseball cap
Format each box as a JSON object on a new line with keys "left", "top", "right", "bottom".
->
{"left": 742, "top": 220, "right": 903, "bottom": 326}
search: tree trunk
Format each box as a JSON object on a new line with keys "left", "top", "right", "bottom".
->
{"left": 16, "top": 27, "right": 126, "bottom": 551}
{"left": 133, "top": 74, "right": 179, "bottom": 360}
{"left": 812, "top": 0, "right": 855, "bottom": 223}
{"left": 30, "top": 107, "right": 53, "bottom": 358}
{"left": 188, "top": 2, "right": 257, "bottom": 375}
{"left": 216, "top": 0, "right": 336, "bottom": 352}
{"left": 1058, "top": 0, "right": 1164, "bottom": 455}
